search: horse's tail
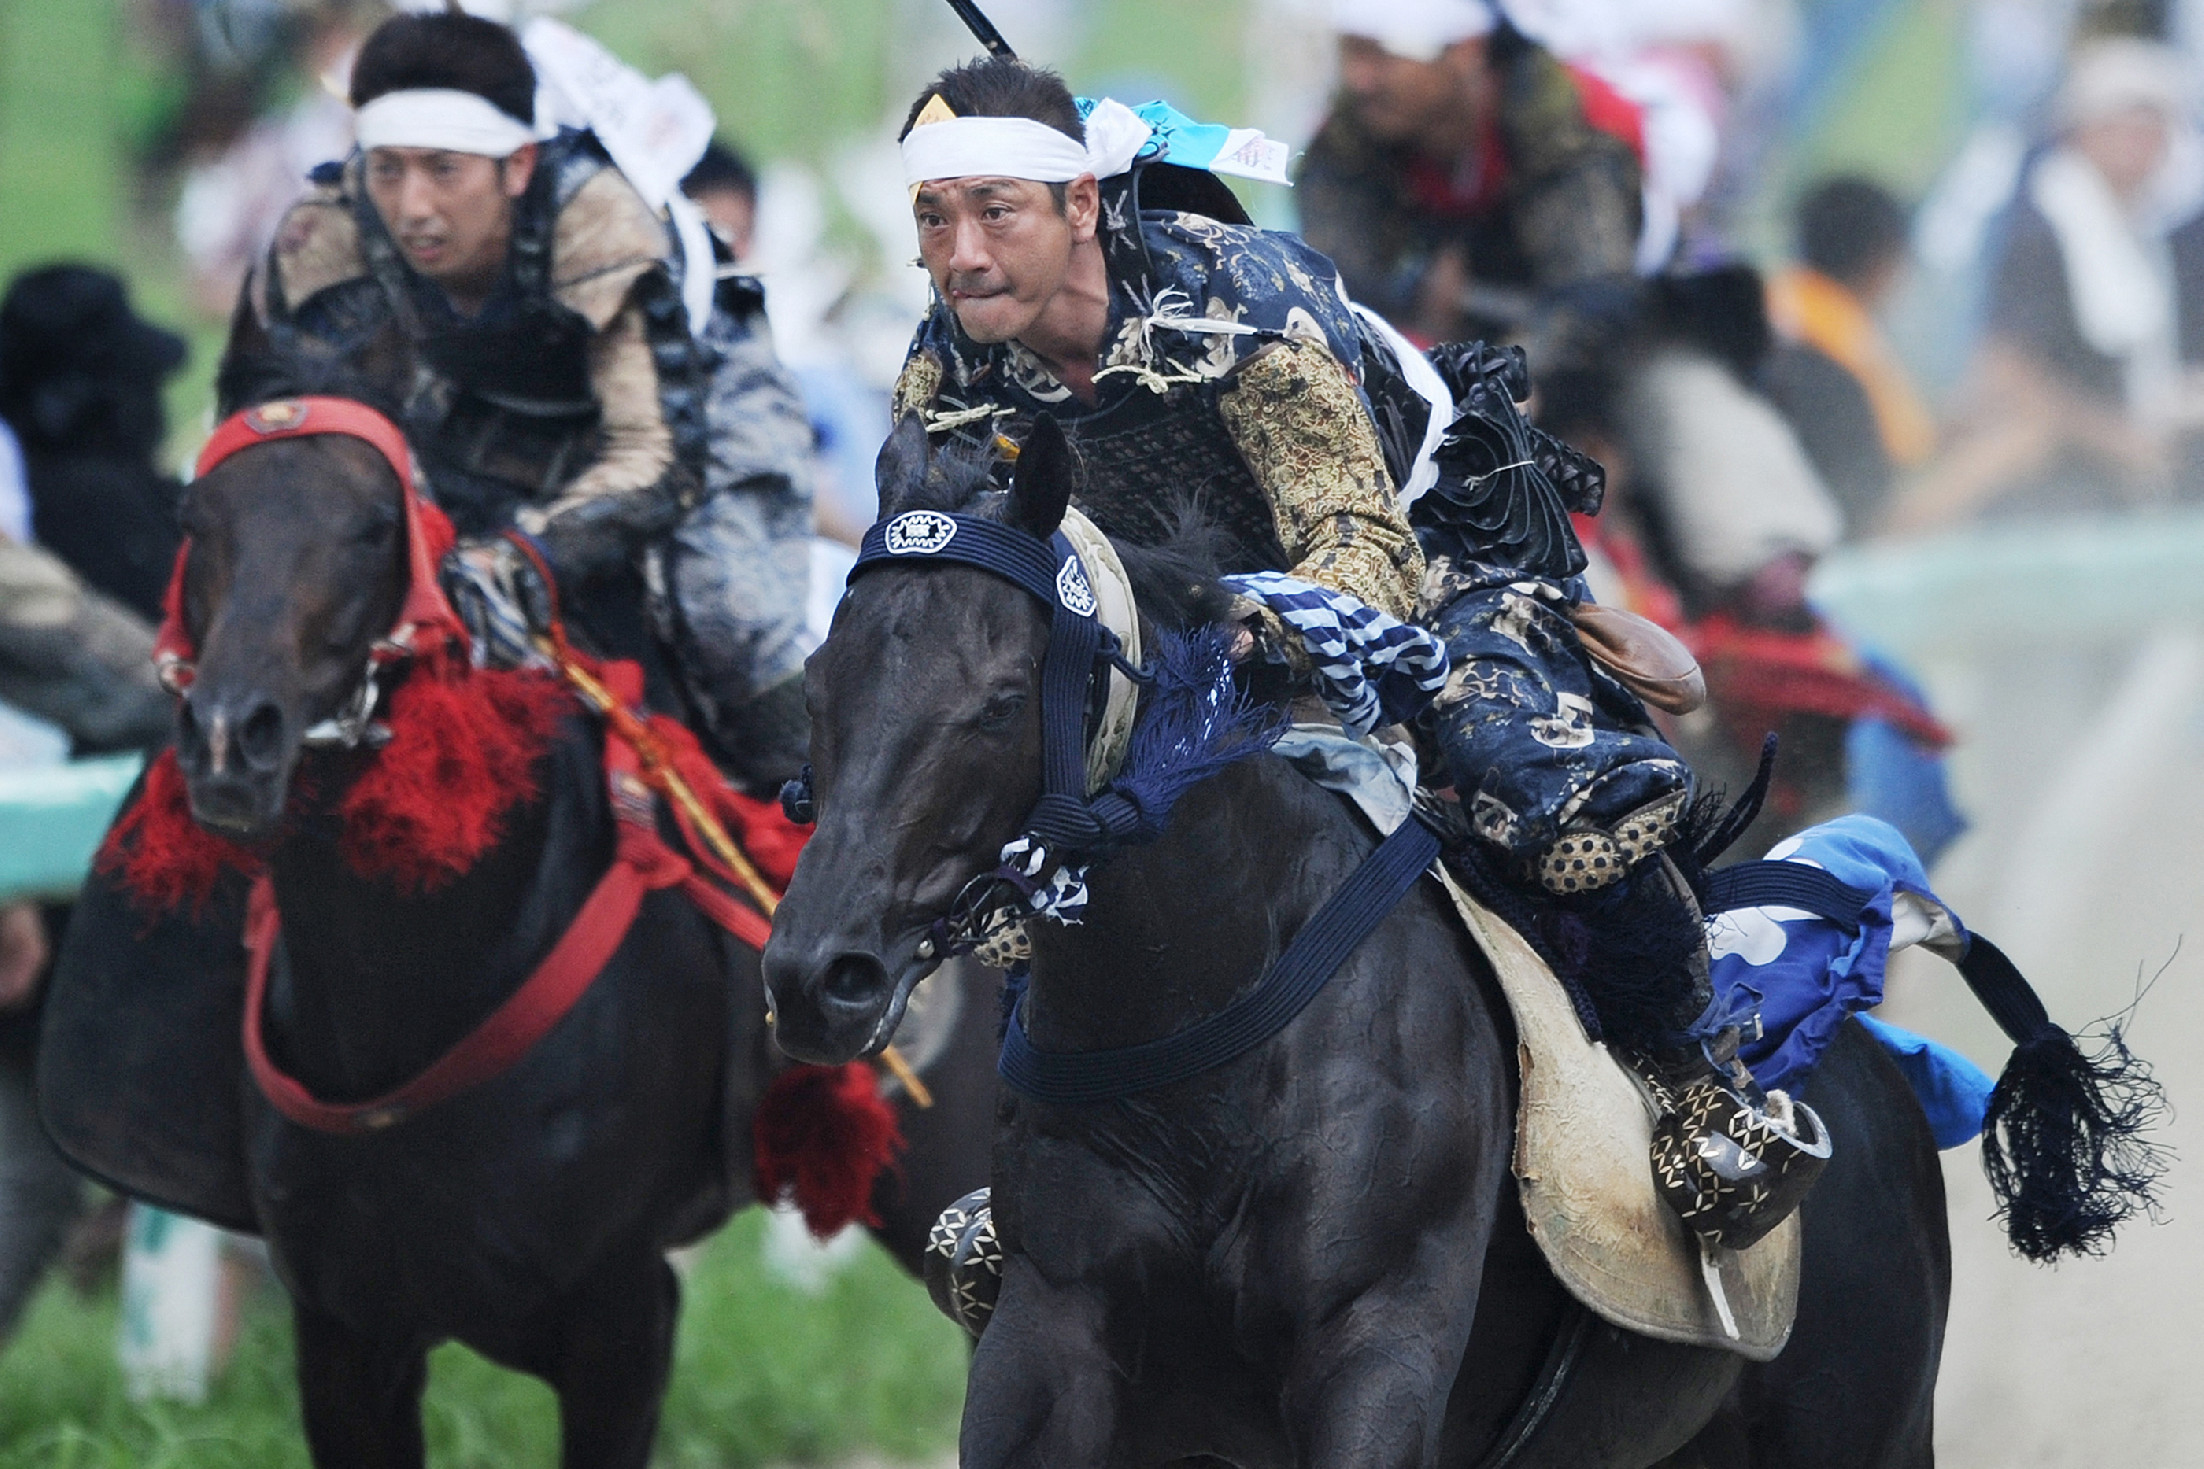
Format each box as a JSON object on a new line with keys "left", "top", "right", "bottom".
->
{"left": 1954, "top": 935, "right": 2169, "bottom": 1262}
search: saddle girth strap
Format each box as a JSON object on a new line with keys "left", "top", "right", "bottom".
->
{"left": 998, "top": 814, "right": 1442, "bottom": 1104}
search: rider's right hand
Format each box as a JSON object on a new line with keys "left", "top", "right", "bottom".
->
{"left": 439, "top": 537, "right": 556, "bottom": 671}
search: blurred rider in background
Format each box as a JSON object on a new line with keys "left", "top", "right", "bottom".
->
{"left": 230, "top": 9, "right": 815, "bottom": 794}
{"left": 1299, "top": 0, "right": 1644, "bottom": 377}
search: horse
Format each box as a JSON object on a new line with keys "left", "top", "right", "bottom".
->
{"left": 46, "top": 398, "right": 999, "bottom": 1469}
{"left": 761, "top": 416, "right": 1968, "bottom": 1468}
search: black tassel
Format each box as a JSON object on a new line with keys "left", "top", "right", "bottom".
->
{"left": 1961, "top": 937, "right": 2170, "bottom": 1261}
{"left": 1687, "top": 733, "right": 1779, "bottom": 870}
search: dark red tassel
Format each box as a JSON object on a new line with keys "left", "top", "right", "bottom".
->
{"left": 96, "top": 749, "right": 263, "bottom": 915}
{"left": 339, "top": 666, "right": 568, "bottom": 893}
{"left": 752, "top": 1062, "right": 905, "bottom": 1239}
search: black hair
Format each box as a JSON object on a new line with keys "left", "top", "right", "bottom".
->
{"left": 349, "top": 12, "right": 535, "bottom": 125}
{"left": 900, "top": 57, "right": 1083, "bottom": 212}
{"left": 683, "top": 138, "right": 757, "bottom": 203}
{"left": 1796, "top": 175, "right": 1910, "bottom": 288}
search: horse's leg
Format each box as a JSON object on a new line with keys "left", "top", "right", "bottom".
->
{"left": 292, "top": 1305, "right": 429, "bottom": 1469}
{"left": 960, "top": 1257, "right": 1130, "bottom": 1469}
{"left": 534, "top": 1251, "right": 682, "bottom": 1469}
{"left": 1279, "top": 1268, "right": 1481, "bottom": 1469}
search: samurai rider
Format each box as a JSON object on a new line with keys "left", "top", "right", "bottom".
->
{"left": 223, "top": 10, "right": 813, "bottom": 794}
{"left": 890, "top": 55, "right": 1824, "bottom": 1245}
{"left": 1297, "top": 0, "right": 1644, "bottom": 375}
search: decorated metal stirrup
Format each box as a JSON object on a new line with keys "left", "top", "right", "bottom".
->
{"left": 1650, "top": 1060, "right": 1832, "bottom": 1254}
{"left": 923, "top": 1187, "right": 1003, "bottom": 1340}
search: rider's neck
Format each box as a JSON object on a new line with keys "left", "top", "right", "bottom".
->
{"left": 1013, "top": 237, "right": 1112, "bottom": 406}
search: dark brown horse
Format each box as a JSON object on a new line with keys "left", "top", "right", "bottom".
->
{"left": 41, "top": 409, "right": 998, "bottom": 1469}
{"left": 762, "top": 418, "right": 2020, "bottom": 1468}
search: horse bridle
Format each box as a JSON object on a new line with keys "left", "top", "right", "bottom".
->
{"left": 155, "top": 396, "right": 472, "bottom": 749}
{"left": 804, "top": 508, "right": 1143, "bottom": 961}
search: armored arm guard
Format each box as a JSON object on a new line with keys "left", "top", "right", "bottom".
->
{"left": 1217, "top": 341, "right": 1424, "bottom": 624}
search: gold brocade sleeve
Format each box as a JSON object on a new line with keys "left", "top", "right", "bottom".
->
{"left": 1217, "top": 340, "right": 1424, "bottom": 624}
{"left": 892, "top": 350, "right": 945, "bottom": 427}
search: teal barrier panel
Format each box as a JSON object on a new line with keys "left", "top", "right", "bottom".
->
{"left": 1811, "top": 509, "right": 2204, "bottom": 650}
{"left": 0, "top": 753, "right": 142, "bottom": 902}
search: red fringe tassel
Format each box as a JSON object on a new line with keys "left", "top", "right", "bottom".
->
{"left": 338, "top": 667, "right": 568, "bottom": 893}
{"left": 752, "top": 1063, "right": 906, "bottom": 1239}
{"left": 96, "top": 749, "right": 261, "bottom": 915}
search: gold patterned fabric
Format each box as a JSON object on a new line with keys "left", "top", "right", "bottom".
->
{"left": 1217, "top": 341, "right": 1424, "bottom": 624}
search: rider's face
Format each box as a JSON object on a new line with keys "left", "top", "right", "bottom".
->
{"left": 364, "top": 144, "right": 536, "bottom": 297}
{"left": 1337, "top": 34, "right": 1486, "bottom": 146}
{"left": 912, "top": 176, "right": 1095, "bottom": 345}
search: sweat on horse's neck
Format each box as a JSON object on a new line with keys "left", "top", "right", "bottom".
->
{"left": 1020, "top": 753, "right": 1364, "bottom": 1054}
{"left": 259, "top": 755, "right": 588, "bottom": 1102}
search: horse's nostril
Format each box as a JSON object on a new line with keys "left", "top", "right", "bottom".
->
{"left": 238, "top": 703, "right": 285, "bottom": 770}
{"left": 821, "top": 954, "right": 887, "bottom": 1009}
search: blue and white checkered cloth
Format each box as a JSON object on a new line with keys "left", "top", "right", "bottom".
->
{"left": 1222, "top": 572, "right": 1450, "bottom": 735}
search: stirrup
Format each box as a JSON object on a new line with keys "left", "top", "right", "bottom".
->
{"left": 924, "top": 1187, "right": 1002, "bottom": 1339}
{"left": 1647, "top": 1046, "right": 1832, "bottom": 1254}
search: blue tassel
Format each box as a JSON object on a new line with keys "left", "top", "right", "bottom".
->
{"left": 1101, "top": 626, "right": 1288, "bottom": 841}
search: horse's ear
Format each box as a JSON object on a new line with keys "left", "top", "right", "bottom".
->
{"left": 1007, "top": 416, "right": 1073, "bottom": 539}
{"left": 874, "top": 413, "right": 931, "bottom": 518}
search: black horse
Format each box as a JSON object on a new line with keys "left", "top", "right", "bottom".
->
{"left": 41, "top": 413, "right": 999, "bottom": 1468}
{"left": 763, "top": 418, "right": 1976, "bottom": 1468}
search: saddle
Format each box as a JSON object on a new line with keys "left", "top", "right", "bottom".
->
{"left": 1278, "top": 728, "right": 1800, "bottom": 1359}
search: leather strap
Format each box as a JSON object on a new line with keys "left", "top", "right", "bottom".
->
{"left": 998, "top": 815, "right": 1442, "bottom": 1104}
{"left": 243, "top": 739, "right": 771, "bottom": 1137}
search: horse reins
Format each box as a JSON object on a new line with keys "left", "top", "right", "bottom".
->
{"left": 844, "top": 508, "right": 1441, "bottom": 1104}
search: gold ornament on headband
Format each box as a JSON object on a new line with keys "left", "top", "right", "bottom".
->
{"left": 908, "top": 94, "right": 962, "bottom": 199}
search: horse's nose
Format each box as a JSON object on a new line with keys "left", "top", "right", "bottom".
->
{"left": 822, "top": 952, "right": 890, "bottom": 1011}
{"left": 178, "top": 692, "right": 288, "bottom": 776}
{"left": 762, "top": 944, "right": 892, "bottom": 1065}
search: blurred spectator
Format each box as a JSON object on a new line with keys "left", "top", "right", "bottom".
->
{"left": 173, "top": 4, "right": 365, "bottom": 318}
{"left": 0, "top": 540, "right": 169, "bottom": 1352}
{"left": 1763, "top": 176, "right": 1937, "bottom": 532}
{"left": 0, "top": 266, "right": 188, "bottom": 623}
{"left": 684, "top": 138, "right": 760, "bottom": 262}
{"left": 1893, "top": 38, "right": 2202, "bottom": 531}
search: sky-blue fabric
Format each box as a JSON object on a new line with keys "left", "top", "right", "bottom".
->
{"left": 1710, "top": 813, "right": 1995, "bottom": 1148}
{"left": 1079, "top": 97, "right": 1236, "bottom": 172}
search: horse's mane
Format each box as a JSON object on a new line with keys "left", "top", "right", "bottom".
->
{"left": 213, "top": 284, "right": 411, "bottom": 422}
{"left": 891, "top": 444, "right": 1240, "bottom": 634}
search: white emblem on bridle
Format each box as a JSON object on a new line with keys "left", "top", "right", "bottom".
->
{"left": 1055, "top": 555, "right": 1098, "bottom": 617}
{"left": 884, "top": 510, "right": 958, "bottom": 555}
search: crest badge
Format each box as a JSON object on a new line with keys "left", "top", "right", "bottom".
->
{"left": 245, "top": 399, "right": 309, "bottom": 434}
{"left": 1055, "top": 555, "right": 1097, "bottom": 617}
{"left": 884, "top": 510, "right": 958, "bottom": 555}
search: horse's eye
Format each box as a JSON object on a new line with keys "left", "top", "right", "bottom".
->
{"left": 978, "top": 690, "right": 1027, "bottom": 727}
{"left": 354, "top": 514, "right": 400, "bottom": 548}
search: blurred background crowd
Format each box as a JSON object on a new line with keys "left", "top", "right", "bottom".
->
{"left": 1, "top": 0, "right": 2201, "bottom": 1464}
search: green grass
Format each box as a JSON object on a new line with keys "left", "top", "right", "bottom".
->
{"left": 0, "top": 1210, "right": 965, "bottom": 1468}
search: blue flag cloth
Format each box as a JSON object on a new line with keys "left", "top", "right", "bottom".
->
{"left": 1706, "top": 813, "right": 1996, "bottom": 1148}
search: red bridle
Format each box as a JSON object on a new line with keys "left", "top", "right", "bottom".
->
{"left": 155, "top": 396, "right": 470, "bottom": 699}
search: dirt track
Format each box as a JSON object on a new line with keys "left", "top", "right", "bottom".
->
{"left": 1862, "top": 626, "right": 2201, "bottom": 1467}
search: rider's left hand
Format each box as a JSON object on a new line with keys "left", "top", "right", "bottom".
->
{"left": 440, "top": 538, "right": 556, "bottom": 670}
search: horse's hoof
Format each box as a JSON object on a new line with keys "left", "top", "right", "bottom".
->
{"left": 924, "top": 1187, "right": 1002, "bottom": 1339}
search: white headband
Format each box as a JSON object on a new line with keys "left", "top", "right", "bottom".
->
{"left": 902, "top": 97, "right": 1153, "bottom": 187}
{"left": 1331, "top": 0, "right": 1496, "bottom": 61}
{"left": 355, "top": 88, "right": 538, "bottom": 158}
